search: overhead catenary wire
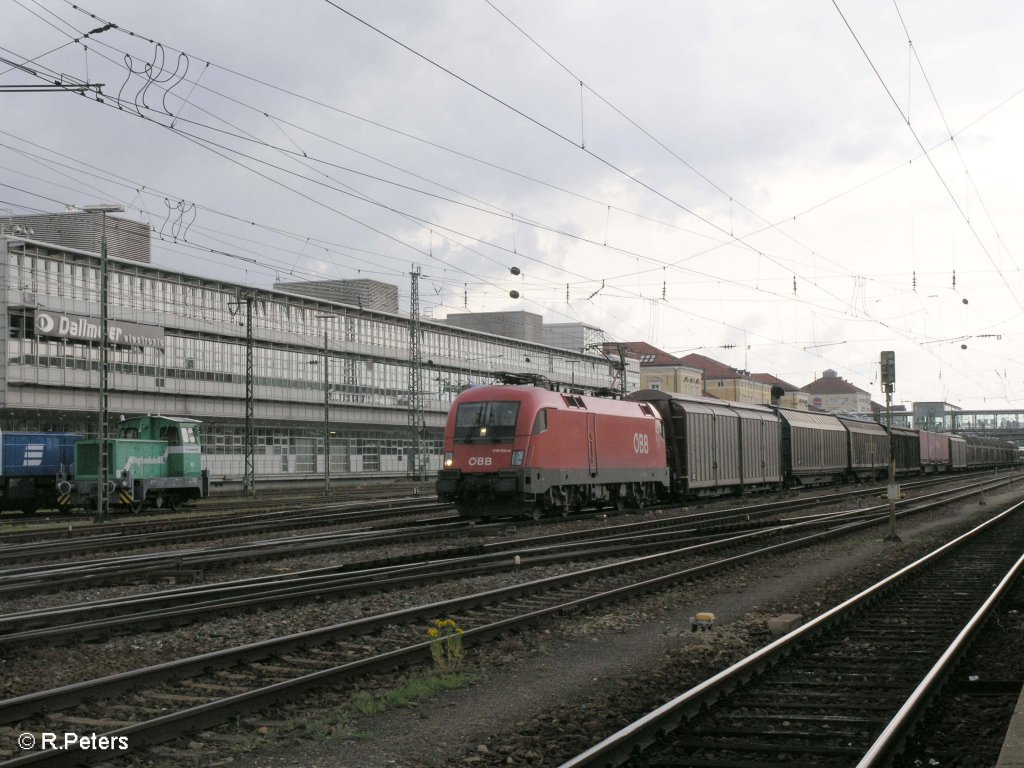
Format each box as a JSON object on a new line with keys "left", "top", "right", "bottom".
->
{"left": 4, "top": 4, "right": 1019, "bottom": 403}
{"left": 833, "top": 0, "right": 1023, "bottom": 311}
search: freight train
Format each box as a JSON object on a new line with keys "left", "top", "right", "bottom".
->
{"left": 59, "top": 415, "right": 210, "bottom": 513}
{"left": 436, "top": 386, "right": 1019, "bottom": 519}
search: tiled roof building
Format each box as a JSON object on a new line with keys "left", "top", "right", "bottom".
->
{"left": 618, "top": 342, "right": 703, "bottom": 397}
{"left": 801, "top": 369, "right": 871, "bottom": 413}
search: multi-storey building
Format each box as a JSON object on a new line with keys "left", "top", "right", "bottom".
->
{"left": 0, "top": 221, "right": 636, "bottom": 486}
{"left": 679, "top": 353, "right": 772, "bottom": 404}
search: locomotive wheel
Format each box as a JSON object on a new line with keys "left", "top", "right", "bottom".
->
{"left": 129, "top": 500, "right": 145, "bottom": 514}
{"left": 633, "top": 484, "right": 647, "bottom": 510}
{"left": 530, "top": 507, "right": 543, "bottom": 521}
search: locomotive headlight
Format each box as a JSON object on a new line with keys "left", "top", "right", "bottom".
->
{"left": 511, "top": 450, "right": 524, "bottom": 466}
{"left": 443, "top": 451, "right": 454, "bottom": 468}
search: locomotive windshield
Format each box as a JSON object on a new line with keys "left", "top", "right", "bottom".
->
{"left": 454, "top": 401, "right": 520, "bottom": 443}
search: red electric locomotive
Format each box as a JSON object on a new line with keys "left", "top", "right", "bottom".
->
{"left": 436, "top": 385, "right": 669, "bottom": 519}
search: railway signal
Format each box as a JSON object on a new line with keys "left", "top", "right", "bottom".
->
{"left": 880, "top": 351, "right": 899, "bottom": 542}
{"left": 880, "top": 350, "right": 895, "bottom": 393}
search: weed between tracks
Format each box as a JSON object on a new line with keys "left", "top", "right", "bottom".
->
{"left": 427, "top": 617, "right": 465, "bottom": 674}
{"left": 350, "top": 671, "right": 476, "bottom": 716}
{"left": 203, "top": 670, "right": 479, "bottom": 761}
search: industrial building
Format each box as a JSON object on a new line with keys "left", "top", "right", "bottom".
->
{"left": 0, "top": 216, "right": 637, "bottom": 487}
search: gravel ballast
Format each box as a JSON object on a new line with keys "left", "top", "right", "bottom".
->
{"left": 207, "top": 487, "right": 1024, "bottom": 768}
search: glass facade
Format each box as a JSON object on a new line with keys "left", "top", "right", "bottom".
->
{"left": 1, "top": 238, "right": 635, "bottom": 484}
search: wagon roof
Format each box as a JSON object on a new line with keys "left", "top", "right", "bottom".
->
{"left": 837, "top": 416, "right": 887, "bottom": 435}
{"left": 775, "top": 408, "right": 845, "bottom": 430}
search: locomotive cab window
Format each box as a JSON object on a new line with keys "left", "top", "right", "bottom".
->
{"left": 532, "top": 408, "right": 550, "bottom": 435}
{"left": 454, "top": 401, "right": 520, "bottom": 443}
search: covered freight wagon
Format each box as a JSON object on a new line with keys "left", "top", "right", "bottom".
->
{"left": 888, "top": 426, "right": 921, "bottom": 475}
{"left": 837, "top": 417, "right": 889, "bottom": 480}
{"left": 627, "top": 390, "right": 782, "bottom": 496}
{"left": 919, "top": 431, "right": 951, "bottom": 473}
{"left": 775, "top": 409, "right": 848, "bottom": 486}
{"left": 949, "top": 434, "right": 968, "bottom": 470}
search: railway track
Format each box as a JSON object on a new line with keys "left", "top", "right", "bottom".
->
{"left": 0, "top": 477, "right": 1017, "bottom": 765}
{"left": 0, "top": 500, "right": 453, "bottom": 565}
{"left": 0, "top": 476, "right": 1012, "bottom": 643}
{"left": 0, "top": 510, "right": 464, "bottom": 598}
{"left": 557, "top": 500, "right": 1024, "bottom": 768}
{"left": 0, "top": 474, "right": 1010, "bottom": 643}
{"left": 0, "top": 480, "right": 433, "bottom": 531}
{"left": 0, "top": 491, "right": 442, "bottom": 544}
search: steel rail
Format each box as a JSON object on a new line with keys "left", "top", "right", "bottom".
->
{"left": 556, "top": 498, "right": 1024, "bottom": 768}
{"left": 855, "top": 547, "right": 1024, "bottom": 767}
{"left": 0, "top": 502, "right": 453, "bottom": 560}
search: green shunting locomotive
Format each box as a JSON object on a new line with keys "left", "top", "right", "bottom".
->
{"left": 60, "top": 415, "right": 210, "bottom": 513}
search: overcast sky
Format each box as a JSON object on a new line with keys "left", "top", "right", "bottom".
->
{"left": 3, "top": 1, "right": 1024, "bottom": 410}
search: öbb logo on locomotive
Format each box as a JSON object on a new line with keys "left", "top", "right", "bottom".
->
{"left": 467, "top": 456, "right": 493, "bottom": 466}
{"left": 633, "top": 433, "right": 650, "bottom": 454}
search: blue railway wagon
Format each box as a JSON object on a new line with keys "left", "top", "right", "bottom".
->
{"left": 0, "top": 431, "right": 80, "bottom": 513}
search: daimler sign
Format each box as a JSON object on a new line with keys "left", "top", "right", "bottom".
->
{"left": 34, "top": 311, "right": 165, "bottom": 349}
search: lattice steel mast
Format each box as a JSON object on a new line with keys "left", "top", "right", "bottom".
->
{"left": 230, "top": 292, "right": 256, "bottom": 496}
{"left": 244, "top": 296, "right": 255, "bottom": 495}
{"left": 407, "top": 266, "right": 426, "bottom": 479}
